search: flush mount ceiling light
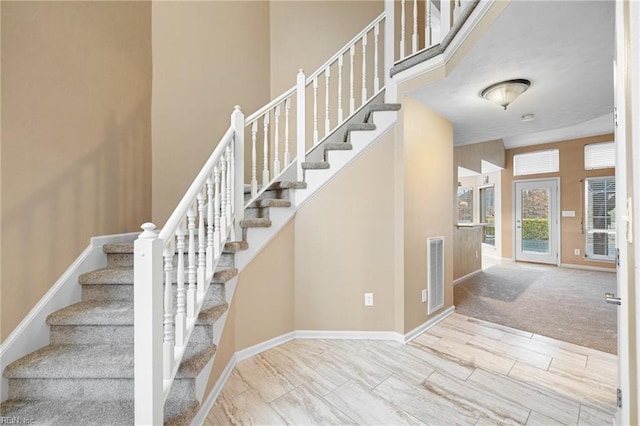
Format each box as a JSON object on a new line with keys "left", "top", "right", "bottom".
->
{"left": 481, "top": 79, "right": 531, "bottom": 110}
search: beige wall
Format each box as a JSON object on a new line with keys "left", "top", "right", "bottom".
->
{"left": 401, "top": 97, "right": 454, "bottom": 333}
{"left": 269, "top": 1, "right": 383, "bottom": 98}
{"left": 502, "top": 134, "right": 616, "bottom": 269}
{"left": 455, "top": 139, "right": 505, "bottom": 173}
{"left": 1, "top": 1, "right": 152, "bottom": 342}
{"left": 151, "top": 1, "right": 271, "bottom": 225}
{"left": 235, "top": 220, "right": 296, "bottom": 350}
{"left": 454, "top": 226, "right": 482, "bottom": 280}
{"left": 295, "top": 130, "right": 395, "bottom": 331}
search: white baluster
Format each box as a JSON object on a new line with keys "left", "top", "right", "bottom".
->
{"left": 163, "top": 244, "right": 174, "bottom": 378}
{"left": 361, "top": 33, "right": 368, "bottom": 104}
{"left": 426, "top": 0, "right": 432, "bottom": 48}
{"left": 175, "top": 225, "right": 186, "bottom": 347}
{"left": 197, "top": 192, "right": 206, "bottom": 296}
{"left": 325, "top": 67, "right": 330, "bottom": 136}
{"left": 220, "top": 156, "right": 227, "bottom": 236}
{"left": 349, "top": 45, "right": 355, "bottom": 114}
{"left": 412, "top": 0, "right": 418, "bottom": 53}
{"left": 296, "top": 69, "right": 306, "bottom": 182}
{"left": 213, "top": 165, "right": 221, "bottom": 259}
{"left": 206, "top": 176, "right": 214, "bottom": 275}
{"left": 313, "top": 77, "right": 319, "bottom": 145}
{"left": 251, "top": 121, "right": 258, "bottom": 198}
{"left": 274, "top": 105, "right": 281, "bottom": 176}
{"left": 225, "top": 145, "right": 232, "bottom": 228}
{"left": 374, "top": 23, "right": 380, "bottom": 93}
{"left": 400, "top": 0, "right": 406, "bottom": 59}
{"left": 187, "top": 207, "right": 197, "bottom": 319}
{"left": 284, "top": 98, "right": 291, "bottom": 165}
{"left": 262, "top": 113, "right": 270, "bottom": 186}
{"left": 338, "top": 56, "right": 344, "bottom": 123}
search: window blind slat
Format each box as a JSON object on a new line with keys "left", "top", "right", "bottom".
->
{"left": 584, "top": 142, "right": 615, "bottom": 170}
{"left": 513, "top": 150, "right": 559, "bottom": 176}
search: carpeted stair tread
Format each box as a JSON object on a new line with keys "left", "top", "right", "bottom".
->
{"left": 247, "top": 198, "right": 292, "bottom": 209}
{"left": 324, "top": 142, "right": 353, "bottom": 151}
{"left": 301, "top": 161, "right": 330, "bottom": 170}
{"left": 268, "top": 181, "right": 307, "bottom": 190}
{"left": 240, "top": 218, "right": 272, "bottom": 228}
{"left": 344, "top": 122, "right": 376, "bottom": 141}
{"left": 46, "top": 300, "right": 228, "bottom": 327}
{"left": 79, "top": 268, "right": 133, "bottom": 285}
{"left": 4, "top": 343, "right": 215, "bottom": 380}
{"left": 0, "top": 395, "right": 198, "bottom": 425}
{"left": 364, "top": 103, "right": 402, "bottom": 122}
{"left": 103, "top": 242, "right": 134, "bottom": 254}
{"left": 79, "top": 267, "right": 237, "bottom": 286}
{"left": 223, "top": 240, "right": 248, "bottom": 253}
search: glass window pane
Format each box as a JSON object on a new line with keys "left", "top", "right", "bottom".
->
{"left": 585, "top": 177, "right": 616, "bottom": 260}
{"left": 480, "top": 186, "right": 495, "bottom": 246}
{"left": 521, "top": 188, "right": 550, "bottom": 254}
{"left": 457, "top": 187, "right": 473, "bottom": 223}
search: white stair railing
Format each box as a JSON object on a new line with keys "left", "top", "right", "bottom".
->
{"left": 397, "top": 0, "right": 470, "bottom": 63}
{"left": 134, "top": 107, "right": 244, "bottom": 425}
{"left": 244, "top": 12, "right": 386, "bottom": 202}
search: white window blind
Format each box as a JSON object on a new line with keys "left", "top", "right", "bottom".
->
{"left": 513, "top": 149, "right": 559, "bottom": 176}
{"left": 584, "top": 142, "right": 615, "bottom": 170}
{"left": 585, "top": 177, "right": 616, "bottom": 260}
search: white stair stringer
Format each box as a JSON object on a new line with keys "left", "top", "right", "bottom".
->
{"left": 297, "top": 109, "right": 397, "bottom": 207}
{"left": 234, "top": 107, "right": 397, "bottom": 273}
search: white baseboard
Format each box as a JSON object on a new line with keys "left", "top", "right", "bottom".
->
{"left": 191, "top": 353, "right": 237, "bottom": 426}
{"left": 0, "top": 232, "right": 138, "bottom": 402}
{"left": 235, "top": 332, "right": 296, "bottom": 362}
{"left": 559, "top": 263, "right": 616, "bottom": 273}
{"left": 453, "top": 269, "right": 482, "bottom": 285}
{"left": 403, "top": 306, "right": 455, "bottom": 343}
{"left": 295, "top": 329, "right": 403, "bottom": 342}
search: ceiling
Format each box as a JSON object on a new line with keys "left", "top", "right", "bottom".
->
{"left": 409, "top": 0, "right": 615, "bottom": 149}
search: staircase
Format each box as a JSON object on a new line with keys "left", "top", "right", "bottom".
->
{"left": 0, "top": 101, "right": 400, "bottom": 424}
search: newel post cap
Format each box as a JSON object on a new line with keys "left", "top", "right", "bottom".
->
{"left": 139, "top": 223, "right": 158, "bottom": 239}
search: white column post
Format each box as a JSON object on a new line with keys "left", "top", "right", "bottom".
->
{"left": 296, "top": 69, "right": 306, "bottom": 182}
{"left": 231, "top": 106, "right": 244, "bottom": 241}
{"left": 134, "top": 223, "right": 163, "bottom": 425}
{"left": 384, "top": 0, "right": 397, "bottom": 103}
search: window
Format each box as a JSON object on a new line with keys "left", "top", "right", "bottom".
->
{"left": 584, "top": 142, "right": 615, "bottom": 170}
{"left": 480, "top": 186, "right": 495, "bottom": 245}
{"left": 457, "top": 187, "right": 473, "bottom": 223}
{"left": 513, "top": 149, "right": 559, "bottom": 176}
{"left": 585, "top": 177, "right": 616, "bottom": 261}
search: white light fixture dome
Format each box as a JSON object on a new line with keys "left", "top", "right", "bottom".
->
{"left": 481, "top": 79, "right": 531, "bottom": 110}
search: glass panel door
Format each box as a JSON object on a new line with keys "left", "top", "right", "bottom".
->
{"left": 514, "top": 179, "right": 558, "bottom": 264}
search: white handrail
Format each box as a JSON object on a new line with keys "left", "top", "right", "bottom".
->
{"left": 245, "top": 86, "right": 296, "bottom": 125}
{"left": 306, "top": 12, "right": 385, "bottom": 83}
{"left": 159, "top": 125, "right": 234, "bottom": 243}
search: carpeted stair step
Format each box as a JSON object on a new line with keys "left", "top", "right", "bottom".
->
{"left": 301, "top": 161, "right": 330, "bottom": 170}
{"left": 324, "top": 142, "right": 353, "bottom": 161}
{"left": 364, "top": 103, "right": 401, "bottom": 123}
{"left": 247, "top": 180, "right": 307, "bottom": 203}
{"left": 0, "top": 398, "right": 198, "bottom": 426}
{"left": 344, "top": 122, "right": 376, "bottom": 142}
{"left": 3, "top": 343, "right": 215, "bottom": 402}
{"left": 224, "top": 240, "right": 248, "bottom": 253}
{"left": 80, "top": 267, "right": 236, "bottom": 302}
{"left": 239, "top": 218, "right": 272, "bottom": 240}
{"left": 47, "top": 299, "right": 228, "bottom": 345}
{"left": 104, "top": 242, "right": 236, "bottom": 268}
{"left": 244, "top": 198, "right": 292, "bottom": 220}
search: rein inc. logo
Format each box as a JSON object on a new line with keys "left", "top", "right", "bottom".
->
{"left": 0, "top": 418, "right": 36, "bottom": 424}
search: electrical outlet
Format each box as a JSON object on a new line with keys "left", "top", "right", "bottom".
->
{"left": 421, "top": 289, "right": 427, "bottom": 303}
{"left": 574, "top": 249, "right": 581, "bottom": 256}
{"left": 364, "top": 293, "right": 374, "bottom": 306}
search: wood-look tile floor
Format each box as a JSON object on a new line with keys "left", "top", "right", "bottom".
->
{"left": 206, "top": 314, "right": 617, "bottom": 425}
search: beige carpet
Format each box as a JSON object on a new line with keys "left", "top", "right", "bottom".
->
{"left": 454, "top": 261, "right": 617, "bottom": 354}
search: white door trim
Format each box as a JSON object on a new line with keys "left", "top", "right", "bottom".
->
{"left": 512, "top": 177, "right": 561, "bottom": 266}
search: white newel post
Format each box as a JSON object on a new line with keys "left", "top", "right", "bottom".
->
{"left": 296, "top": 69, "right": 306, "bottom": 182}
{"left": 232, "top": 106, "right": 244, "bottom": 240}
{"left": 384, "top": 0, "right": 396, "bottom": 102}
{"left": 134, "top": 223, "right": 164, "bottom": 425}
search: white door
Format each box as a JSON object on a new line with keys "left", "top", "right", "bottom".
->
{"left": 514, "top": 179, "right": 559, "bottom": 265}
